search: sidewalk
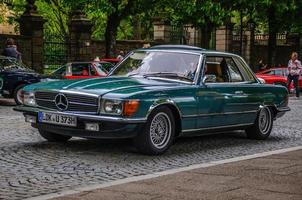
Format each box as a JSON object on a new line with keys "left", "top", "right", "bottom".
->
{"left": 51, "top": 148, "right": 302, "bottom": 200}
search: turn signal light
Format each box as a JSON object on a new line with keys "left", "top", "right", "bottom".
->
{"left": 123, "top": 100, "right": 139, "bottom": 117}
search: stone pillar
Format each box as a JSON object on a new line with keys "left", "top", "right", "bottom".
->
{"left": 68, "top": 9, "right": 92, "bottom": 61}
{"left": 215, "top": 24, "right": 233, "bottom": 52}
{"left": 153, "top": 18, "right": 171, "bottom": 43}
{"left": 19, "top": 0, "right": 45, "bottom": 73}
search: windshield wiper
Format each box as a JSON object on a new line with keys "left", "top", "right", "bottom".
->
{"left": 143, "top": 72, "right": 193, "bottom": 82}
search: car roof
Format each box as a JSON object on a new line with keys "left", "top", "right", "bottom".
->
{"left": 143, "top": 45, "right": 240, "bottom": 57}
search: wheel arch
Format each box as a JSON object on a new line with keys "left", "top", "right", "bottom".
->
{"left": 260, "top": 103, "right": 278, "bottom": 119}
{"left": 147, "top": 99, "right": 182, "bottom": 137}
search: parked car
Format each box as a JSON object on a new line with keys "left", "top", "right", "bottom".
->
{"left": 14, "top": 45, "right": 290, "bottom": 155}
{"left": 0, "top": 56, "right": 41, "bottom": 104}
{"left": 50, "top": 61, "right": 114, "bottom": 79}
{"left": 256, "top": 67, "right": 302, "bottom": 90}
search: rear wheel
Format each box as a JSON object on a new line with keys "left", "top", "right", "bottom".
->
{"left": 134, "top": 107, "right": 175, "bottom": 155}
{"left": 13, "top": 84, "right": 26, "bottom": 105}
{"left": 38, "top": 129, "right": 72, "bottom": 142}
{"left": 245, "top": 106, "right": 273, "bottom": 140}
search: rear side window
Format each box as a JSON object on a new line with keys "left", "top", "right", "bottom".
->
{"left": 225, "top": 58, "right": 244, "bottom": 82}
{"left": 234, "top": 57, "right": 257, "bottom": 82}
{"left": 263, "top": 70, "right": 274, "bottom": 75}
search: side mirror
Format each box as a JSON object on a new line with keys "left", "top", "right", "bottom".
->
{"left": 202, "top": 74, "right": 217, "bottom": 83}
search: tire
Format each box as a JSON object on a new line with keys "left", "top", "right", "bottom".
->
{"left": 133, "top": 107, "right": 175, "bottom": 155}
{"left": 38, "top": 128, "right": 72, "bottom": 142}
{"left": 245, "top": 106, "right": 273, "bottom": 140}
{"left": 13, "top": 84, "right": 26, "bottom": 105}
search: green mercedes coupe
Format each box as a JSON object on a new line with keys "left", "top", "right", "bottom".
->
{"left": 14, "top": 45, "right": 290, "bottom": 155}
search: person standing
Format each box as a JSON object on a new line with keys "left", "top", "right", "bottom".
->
{"left": 257, "top": 59, "right": 267, "bottom": 71}
{"left": 287, "top": 52, "right": 301, "bottom": 98}
{"left": 2, "top": 38, "right": 22, "bottom": 61}
{"left": 116, "top": 51, "right": 125, "bottom": 61}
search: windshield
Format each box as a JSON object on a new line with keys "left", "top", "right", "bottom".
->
{"left": 94, "top": 63, "right": 108, "bottom": 76}
{"left": 0, "top": 57, "right": 30, "bottom": 71}
{"left": 111, "top": 51, "right": 200, "bottom": 82}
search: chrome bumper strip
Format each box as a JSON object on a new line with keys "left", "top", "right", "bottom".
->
{"left": 14, "top": 106, "right": 147, "bottom": 123}
{"left": 276, "top": 106, "right": 290, "bottom": 112}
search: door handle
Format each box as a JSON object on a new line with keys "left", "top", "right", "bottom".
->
{"left": 235, "top": 91, "right": 244, "bottom": 94}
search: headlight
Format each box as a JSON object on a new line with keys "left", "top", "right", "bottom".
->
{"left": 23, "top": 91, "right": 36, "bottom": 106}
{"left": 100, "top": 99, "right": 123, "bottom": 115}
{"left": 100, "top": 99, "right": 140, "bottom": 116}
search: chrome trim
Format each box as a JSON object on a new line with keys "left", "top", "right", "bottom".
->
{"left": 14, "top": 106, "right": 147, "bottom": 123}
{"left": 276, "top": 106, "right": 290, "bottom": 112}
{"left": 35, "top": 98, "right": 55, "bottom": 102}
{"left": 183, "top": 110, "right": 258, "bottom": 118}
{"left": 36, "top": 89, "right": 99, "bottom": 98}
{"left": 146, "top": 77, "right": 194, "bottom": 85}
{"left": 147, "top": 99, "right": 183, "bottom": 119}
{"left": 182, "top": 123, "right": 254, "bottom": 133}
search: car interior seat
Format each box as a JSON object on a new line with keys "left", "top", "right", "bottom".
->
{"left": 205, "top": 62, "right": 224, "bottom": 82}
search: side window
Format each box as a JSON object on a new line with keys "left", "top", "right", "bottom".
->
{"left": 225, "top": 57, "right": 244, "bottom": 82}
{"left": 204, "top": 56, "right": 244, "bottom": 83}
{"left": 263, "top": 70, "right": 274, "bottom": 75}
{"left": 234, "top": 57, "right": 257, "bottom": 82}
{"left": 204, "top": 57, "right": 230, "bottom": 82}
{"left": 274, "top": 70, "right": 283, "bottom": 76}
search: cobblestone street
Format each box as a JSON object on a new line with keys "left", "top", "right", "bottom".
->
{"left": 0, "top": 98, "right": 301, "bottom": 200}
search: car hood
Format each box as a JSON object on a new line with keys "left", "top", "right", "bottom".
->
{"left": 25, "top": 76, "right": 188, "bottom": 98}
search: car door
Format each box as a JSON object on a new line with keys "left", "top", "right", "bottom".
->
{"left": 197, "top": 55, "right": 258, "bottom": 129}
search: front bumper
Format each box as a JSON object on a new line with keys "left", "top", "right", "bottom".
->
{"left": 14, "top": 106, "right": 147, "bottom": 139}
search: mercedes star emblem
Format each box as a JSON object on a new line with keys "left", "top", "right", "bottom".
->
{"left": 55, "top": 93, "right": 68, "bottom": 111}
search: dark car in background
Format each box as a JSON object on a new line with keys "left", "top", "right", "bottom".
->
{"left": 50, "top": 61, "right": 114, "bottom": 79}
{"left": 0, "top": 56, "right": 41, "bottom": 104}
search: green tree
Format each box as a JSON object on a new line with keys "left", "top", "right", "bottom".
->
{"left": 153, "top": 0, "right": 228, "bottom": 48}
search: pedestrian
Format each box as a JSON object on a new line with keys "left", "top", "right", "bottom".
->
{"left": 287, "top": 52, "right": 301, "bottom": 98}
{"left": 2, "top": 38, "right": 22, "bottom": 61}
{"left": 116, "top": 51, "right": 125, "bottom": 61}
{"left": 257, "top": 59, "right": 267, "bottom": 71}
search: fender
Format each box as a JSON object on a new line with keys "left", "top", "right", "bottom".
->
{"left": 146, "top": 99, "right": 182, "bottom": 119}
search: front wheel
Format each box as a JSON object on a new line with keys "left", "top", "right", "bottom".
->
{"left": 38, "top": 129, "right": 72, "bottom": 142}
{"left": 245, "top": 106, "right": 273, "bottom": 140}
{"left": 133, "top": 107, "right": 175, "bottom": 155}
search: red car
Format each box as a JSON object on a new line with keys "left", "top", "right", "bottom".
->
{"left": 256, "top": 67, "right": 302, "bottom": 90}
{"left": 51, "top": 61, "right": 114, "bottom": 79}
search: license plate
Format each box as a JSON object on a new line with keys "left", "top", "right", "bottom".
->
{"left": 38, "top": 112, "right": 77, "bottom": 127}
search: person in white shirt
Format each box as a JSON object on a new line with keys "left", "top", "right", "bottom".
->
{"left": 287, "top": 52, "right": 301, "bottom": 98}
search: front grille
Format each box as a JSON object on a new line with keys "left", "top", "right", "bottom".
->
{"left": 35, "top": 91, "right": 99, "bottom": 113}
